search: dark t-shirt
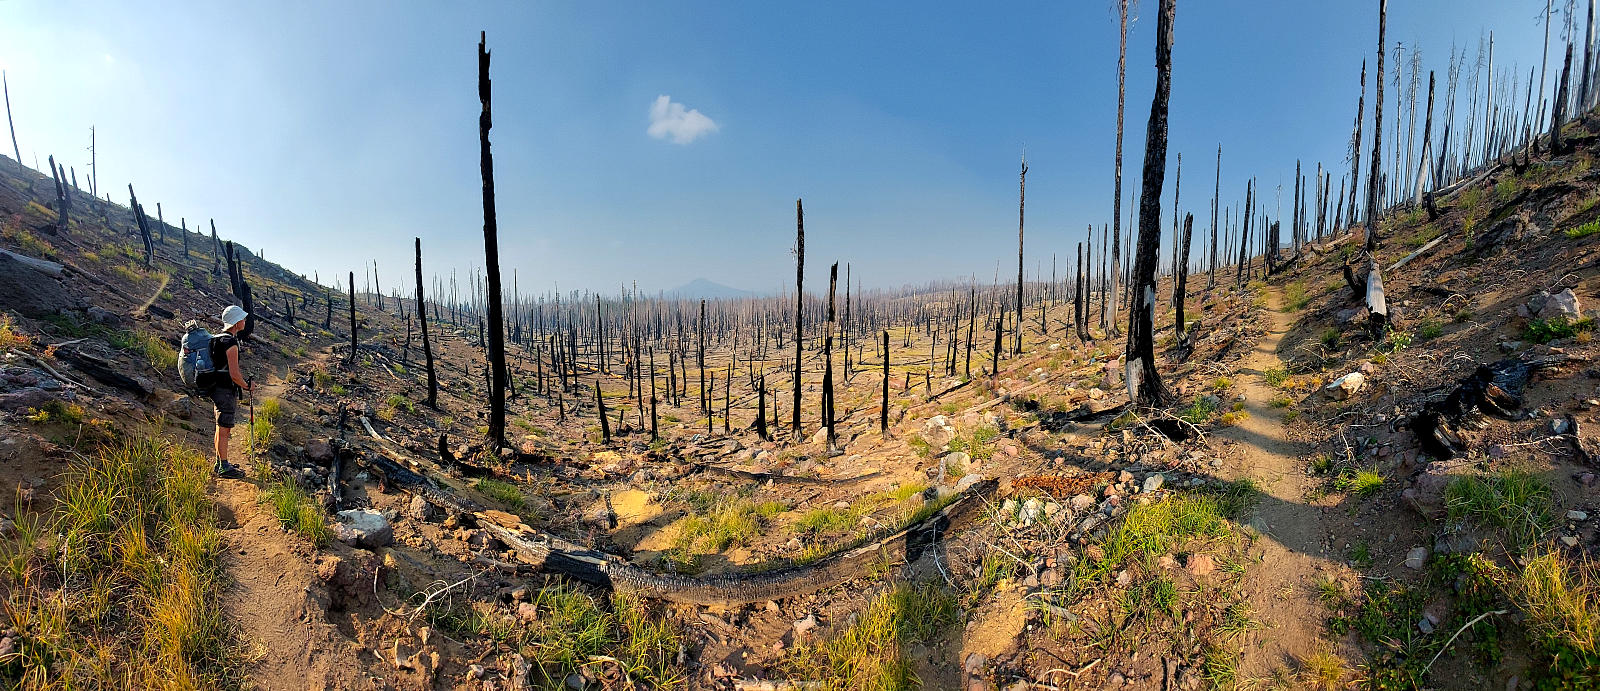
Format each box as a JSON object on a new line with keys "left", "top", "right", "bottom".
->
{"left": 209, "top": 333, "right": 238, "bottom": 389}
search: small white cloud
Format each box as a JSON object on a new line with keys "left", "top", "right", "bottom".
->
{"left": 647, "top": 95, "right": 718, "bottom": 144}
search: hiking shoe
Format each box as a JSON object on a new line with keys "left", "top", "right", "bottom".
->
{"left": 215, "top": 463, "right": 245, "bottom": 480}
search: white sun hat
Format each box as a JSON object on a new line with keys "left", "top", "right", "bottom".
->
{"left": 221, "top": 305, "right": 248, "bottom": 329}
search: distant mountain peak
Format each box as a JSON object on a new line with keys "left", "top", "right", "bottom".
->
{"left": 668, "top": 278, "right": 753, "bottom": 299}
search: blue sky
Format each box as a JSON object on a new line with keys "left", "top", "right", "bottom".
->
{"left": 0, "top": 1, "right": 1557, "bottom": 296}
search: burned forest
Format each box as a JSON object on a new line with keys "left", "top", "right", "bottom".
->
{"left": 1, "top": 3, "right": 1598, "bottom": 691}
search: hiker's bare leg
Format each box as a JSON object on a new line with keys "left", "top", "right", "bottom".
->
{"left": 215, "top": 426, "right": 231, "bottom": 464}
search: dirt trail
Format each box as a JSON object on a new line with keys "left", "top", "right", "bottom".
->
{"left": 210, "top": 370, "right": 376, "bottom": 690}
{"left": 1212, "top": 288, "right": 1336, "bottom": 680}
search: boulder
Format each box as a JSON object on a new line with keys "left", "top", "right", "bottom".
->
{"left": 305, "top": 439, "right": 334, "bottom": 465}
{"left": 0, "top": 388, "right": 71, "bottom": 411}
{"left": 335, "top": 509, "right": 393, "bottom": 548}
{"left": 1403, "top": 460, "right": 1464, "bottom": 519}
{"left": 314, "top": 551, "right": 380, "bottom": 610}
{"left": 85, "top": 306, "right": 123, "bottom": 327}
{"left": 1533, "top": 288, "right": 1583, "bottom": 320}
{"left": 1325, "top": 372, "right": 1366, "bottom": 400}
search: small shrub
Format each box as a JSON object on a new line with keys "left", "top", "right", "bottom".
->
{"left": 384, "top": 394, "right": 415, "bottom": 415}
{"left": 1565, "top": 220, "right": 1600, "bottom": 239}
{"left": 1418, "top": 320, "right": 1443, "bottom": 341}
{"left": 25, "top": 400, "right": 88, "bottom": 425}
{"left": 1525, "top": 316, "right": 1596, "bottom": 344}
{"left": 1211, "top": 376, "right": 1232, "bottom": 391}
{"left": 1178, "top": 397, "right": 1219, "bottom": 425}
{"left": 1218, "top": 411, "right": 1249, "bottom": 426}
{"left": 1262, "top": 367, "right": 1289, "bottom": 388}
{"left": 1382, "top": 329, "right": 1412, "bottom": 353}
{"left": 1319, "top": 328, "right": 1341, "bottom": 349}
{"left": 0, "top": 313, "right": 32, "bottom": 349}
{"left": 1268, "top": 395, "right": 1294, "bottom": 409}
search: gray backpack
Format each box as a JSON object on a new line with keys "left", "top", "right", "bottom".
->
{"left": 178, "top": 320, "right": 219, "bottom": 390}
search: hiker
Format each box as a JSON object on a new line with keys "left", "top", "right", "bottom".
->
{"left": 207, "top": 305, "right": 252, "bottom": 478}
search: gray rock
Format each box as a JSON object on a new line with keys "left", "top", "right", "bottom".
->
{"left": 408, "top": 495, "right": 440, "bottom": 522}
{"left": 1142, "top": 473, "right": 1166, "bottom": 493}
{"left": 1404, "top": 546, "right": 1429, "bottom": 570}
{"left": 1418, "top": 616, "right": 1435, "bottom": 634}
{"left": 1537, "top": 288, "right": 1582, "bottom": 319}
{"left": 85, "top": 306, "right": 123, "bottom": 327}
{"left": 335, "top": 509, "right": 393, "bottom": 548}
{"left": 1560, "top": 535, "right": 1580, "bottom": 547}
{"left": 955, "top": 473, "right": 983, "bottom": 493}
{"left": 305, "top": 439, "right": 334, "bottom": 464}
{"left": 1567, "top": 510, "right": 1589, "bottom": 521}
{"left": 1326, "top": 372, "right": 1366, "bottom": 400}
{"left": 1070, "top": 494, "right": 1096, "bottom": 511}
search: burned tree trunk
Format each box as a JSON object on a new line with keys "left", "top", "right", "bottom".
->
{"left": 48, "top": 156, "right": 69, "bottom": 235}
{"left": 1422, "top": 71, "right": 1438, "bottom": 218}
{"left": 792, "top": 199, "right": 804, "bottom": 435}
{"left": 651, "top": 346, "right": 661, "bottom": 441}
{"left": 880, "top": 330, "right": 889, "bottom": 433}
{"left": 1365, "top": 0, "right": 1387, "bottom": 252}
{"left": 210, "top": 220, "right": 222, "bottom": 276}
{"left": 3, "top": 71, "right": 18, "bottom": 168}
{"left": 1175, "top": 213, "right": 1194, "bottom": 345}
{"left": 1208, "top": 145, "right": 1219, "bottom": 287}
{"left": 1365, "top": 258, "right": 1390, "bottom": 338}
{"left": 1015, "top": 152, "right": 1027, "bottom": 354}
{"left": 181, "top": 218, "right": 189, "bottom": 257}
{"left": 1553, "top": 42, "right": 1574, "bottom": 156}
{"left": 129, "top": 185, "right": 153, "bottom": 267}
{"left": 1349, "top": 60, "right": 1367, "bottom": 230}
{"left": 824, "top": 263, "right": 837, "bottom": 449}
{"left": 1105, "top": 0, "right": 1128, "bottom": 338}
{"left": 597, "top": 385, "right": 610, "bottom": 444}
{"left": 1125, "top": 0, "right": 1176, "bottom": 408}
{"left": 416, "top": 238, "right": 438, "bottom": 409}
{"left": 478, "top": 33, "right": 509, "bottom": 450}
{"left": 348, "top": 271, "right": 357, "bottom": 365}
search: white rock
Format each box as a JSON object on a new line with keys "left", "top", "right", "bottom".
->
{"left": 955, "top": 473, "right": 983, "bottom": 492}
{"left": 1567, "top": 510, "right": 1589, "bottom": 521}
{"left": 793, "top": 614, "right": 818, "bottom": 635}
{"left": 335, "top": 509, "right": 393, "bottom": 548}
{"left": 1142, "top": 474, "right": 1166, "bottom": 493}
{"left": 1560, "top": 535, "right": 1580, "bottom": 547}
{"left": 1326, "top": 372, "right": 1366, "bottom": 400}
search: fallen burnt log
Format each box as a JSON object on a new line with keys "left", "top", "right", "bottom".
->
{"left": 692, "top": 463, "right": 881, "bottom": 486}
{"left": 1409, "top": 357, "right": 1567, "bottom": 459}
{"left": 53, "top": 349, "right": 150, "bottom": 397}
{"left": 481, "top": 480, "right": 997, "bottom": 606}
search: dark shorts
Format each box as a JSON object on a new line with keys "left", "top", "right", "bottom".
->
{"left": 210, "top": 384, "right": 237, "bottom": 428}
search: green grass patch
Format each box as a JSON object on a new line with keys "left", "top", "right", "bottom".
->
{"left": 2, "top": 434, "right": 246, "bottom": 686}
{"left": 1332, "top": 467, "right": 1384, "bottom": 498}
{"left": 670, "top": 498, "right": 787, "bottom": 569}
{"left": 1444, "top": 471, "right": 1552, "bottom": 551}
{"left": 475, "top": 478, "right": 526, "bottom": 510}
{"left": 1262, "top": 366, "right": 1289, "bottom": 388}
{"left": 781, "top": 581, "right": 957, "bottom": 690}
{"left": 1282, "top": 281, "right": 1311, "bottom": 311}
{"left": 262, "top": 481, "right": 333, "bottom": 547}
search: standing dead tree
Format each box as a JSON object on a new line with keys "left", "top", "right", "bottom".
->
{"left": 792, "top": 199, "right": 804, "bottom": 436}
{"left": 880, "top": 330, "right": 889, "bottom": 433}
{"left": 129, "top": 185, "right": 154, "bottom": 268}
{"left": 823, "top": 263, "right": 838, "bottom": 449}
{"left": 1365, "top": 0, "right": 1387, "bottom": 251}
{"left": 1553, "top": 42, "right": 1575, "bottom": 156}
{"left": 1174, "top": 213, "right": 1194, "bottom": 354}
{"left": 416, "top": 238, "right": 438, "bottom": 409}
{"left": 1015, "top": 150, "right": 1027, "bottom": 354}
{"left": 348, "top": 272, "right": 358, "bottom": 365}
{"left": 48, "top": 156, "right": 69, "bottom": 234}
{"left": 1348, "top": 60, "right": 1367, "bottom": 230}
{"left": 478, "top": 32, "right": 509, "bottom": 450}
{"left": 3, "top": 71, "right": 18, "bottom": 168}
{"left": 1126, "top": 0, "right": 1177, "bottom": 407}
{"left": 1104, "top": 0, "right": 1128, "bottom": 337}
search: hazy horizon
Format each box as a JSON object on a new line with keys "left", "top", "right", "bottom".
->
{"left": 0, "top": 1, "right": 1554, "bottom": 295}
